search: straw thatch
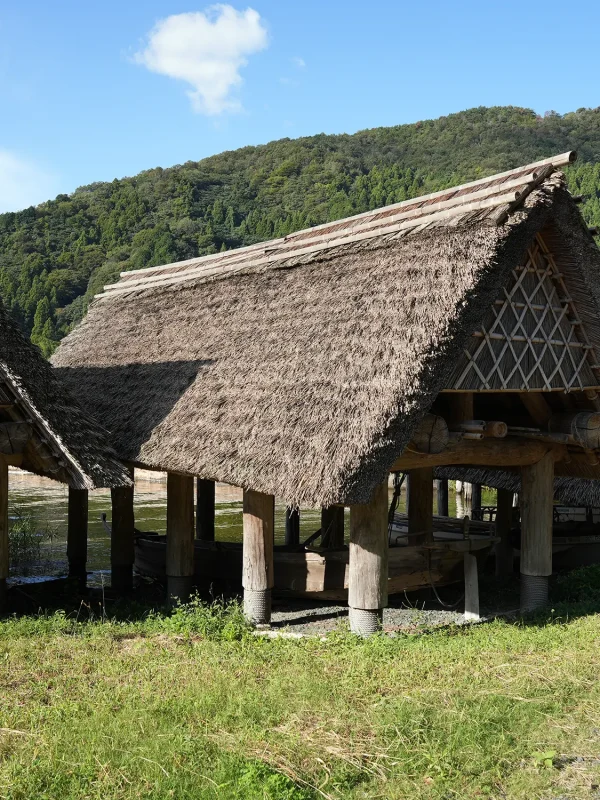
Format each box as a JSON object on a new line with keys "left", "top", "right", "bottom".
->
{"left": 52, "top": 155, "right": 600, "bottom": 505}
{"left": 0, "top": 301, "right": 131, "bottom": 489}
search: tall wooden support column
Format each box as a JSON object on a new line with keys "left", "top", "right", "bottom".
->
{"left": 321, "top": 506, "right": 344, "bottom": 548}
{"left": 196, "top": 478, "right": 215, "bottom": 541}
{"left": 520, "top": 452, "right": 554, "bottom": 611}
{"left": 285, "top": 507, "right": 300, "bottom": 546}
{"left": 166, "top": 473, "right": 195, "bottom": 604}
{"left": 242, "top": 490, "right": 274, "bottom": 625}
{"left": 111, "top": 466, "right": 135, "bottom": 594}
{"left": 437, "top": 479, "right": 449, "bottom": 517}
{"left": 348, "top": 480, "right": 388, "bottom": 636}
{"left": 408, "top": 468, "right": 434, "bottom": 545}
{"left": 495, "top": 488, "right": 514, "bottom": 578}
{"left": 471, "top": 484, "right": 482, "bottom": 519}
{"left": 0, "top": 458, "right": 8, "bottom": 611}
{"left": 67, "top": 488, "right": 88, "bottom": 588}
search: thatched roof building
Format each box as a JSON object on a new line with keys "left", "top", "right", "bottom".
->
{"left": 0, "top": 301, "right": 130, "bottom": 490}
{"left": 53, "top": 151, "right": 600, "bottom": 505}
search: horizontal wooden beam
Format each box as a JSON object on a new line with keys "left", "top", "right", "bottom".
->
{"left": 392, "top": 436, "right": 564, "bottom": 471}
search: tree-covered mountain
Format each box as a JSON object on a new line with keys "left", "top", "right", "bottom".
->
{"left": 2, "top": 105, "right": 600, "bottom": 355}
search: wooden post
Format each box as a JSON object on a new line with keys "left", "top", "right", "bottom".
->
{"left": 166, "top": 473, "right": 195, "bottom": 604}
{"left": 242, "top": 490, "right": 274, "bottom": 625}
{"left": 348, "top": 480, "right": 388, "bottom": 636}
{"left": 446, "top": 392, "right": 474, "bottom": 428}
{"left": 196, "top": 478, "right": 215, "bottom": 541}
{"left": 67, "top": 488, "right": 88, "bottom": 588}
{"left": 321, "top": 506, "right": 344, "bottom": 548}
{"left": 520, "top": 452, "right": 554, "bottom": 611}
{"left": 495, "top": 488, "right": 514, "bottom": 578}
{"left": 464, "top": 552, "right": 480, "bottom": 621}
{"left": 284, "top": 506, "right": 300, "bottom": 546}
{"left": 111, "top": 466, "right": 135, "bottom": 594}
{"left": 0, "top": 458, "right": 8, "bottom": 611}
{"left": 437, "top": 479, "right": 449, "bottom": 516}
{"left": 471, "top": 483, "right": 482, "bottom": 519}
{"left": 408, "top": 468, "right": 434, "bottom": 545}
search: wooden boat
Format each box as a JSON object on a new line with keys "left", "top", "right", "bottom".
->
{"left": 135, "top": 514, "right": 497, "bottom": 600}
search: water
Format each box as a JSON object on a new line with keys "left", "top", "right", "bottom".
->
{"left": 6, "top": 470, "right": 497, "bottom": 581}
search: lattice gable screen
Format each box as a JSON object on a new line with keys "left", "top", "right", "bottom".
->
{"left": 448, "top": 234, "right": 600, "bottom": 391}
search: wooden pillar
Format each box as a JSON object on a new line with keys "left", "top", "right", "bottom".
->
{"left": 348, "top": 480, "right": 388, "bottom": 636}
{"left": 0, "top": 458, "right": 8, "bottom": 611}
{"left": 111, "top": 466, "right": 135, "bottom": 594}
{"left": 495, "top": 488, "right": 514, "bottom": 578}
{"left": 463, "top": 552, "right": 480, "bottom": 620}
{"left": 166, "top": 473, "right": 195, "bottom": 604}
{"left": 471, "top": 483, "right": 482, "bottom": 519}
{"left": 196, "top": 478, "right": 215, "bottom": 541}
{"left": 67, "top": 488, "right": 88, "bottom": 588}
{"left": 437, "top": 479, "right": 449, "bottom": 517}
{"left": 321, "top": 506, "right": 344, "bottom": 548}
{"left": 284, "top": 506, "right": 300, "bottom": 546}
{"left": 447, "top": 392, "right": 474, "bottom": 428}
{"left": 520, "top": 452, "right": 554, "bottom": 611}
{"left": 408, "top": 467, "right": 434, "bottom": 545}
{"left": 242, "top": 490, "right": 274, "bottom": 625}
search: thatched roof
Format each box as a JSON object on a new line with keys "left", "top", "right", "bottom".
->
{"left": 52, "top": 151, "right": 600, "bottom": 505}
{"left": 0, "top": 301, "right": 131, "bottom": 489}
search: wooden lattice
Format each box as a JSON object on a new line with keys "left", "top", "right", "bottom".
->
{"left": 448, "top": 234, "right": 600, "bottom": 391}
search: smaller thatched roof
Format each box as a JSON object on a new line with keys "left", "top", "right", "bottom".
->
{"left": 53, "top": 151, "right": 600, "bottom": 505}
{"left": 0, "top": 301, "right": 131, "bottom": 489}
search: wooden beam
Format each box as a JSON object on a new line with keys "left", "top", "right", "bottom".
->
{"left": 408, "top": 468, "right": 434, "bottom": 545}
{"left": 321, "top": 506, "right": 344, "bottom": 548}
{"left": 111, "top": 466, "right": 135, "bottom": 594}
{"left": 437, "top": 478, "right": 449, "bottom": 516}
{"left": 471, "top": 483, "right": 482, "bottom": 518}
{"left": 242, "top": 490, "right": 274, "bottom": 625}
{"left": 392, "top": 436, "right": 562, "bottom": 471}
{"left": 446, "top": 393, "right": 474, "bottom": 428}
{"left": 495, "top": 488, "right": 514, "bottom": 578}
{"left": 519, "top": 393, "right": 552, "bottom": 426}
{"left": 166, "top": 473, "right": 195, "bottom": 603}
{"left": 67, "top": 488, "right": 88, "bottom": 588}
{"left": 285, "top": 506, "right": 300, "bottom": 547}
{"left": 348, "top": 480, "right": 388, "bottom": 636}
{"left": 520, "top": 452, "right": 554, "bottom": 611}
{"left": 0, "top": 457, "right": 7, "bottom": 611}
{"left": 196, "top": 478, "right": 215, "bottom": 541}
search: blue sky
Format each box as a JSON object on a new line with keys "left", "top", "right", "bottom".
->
{"left": 1, "top": 0, "right": 599, "bottom": 212}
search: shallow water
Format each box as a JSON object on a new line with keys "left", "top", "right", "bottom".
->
{"left": 6, "top": 470, "right": 494, "bottom": 582}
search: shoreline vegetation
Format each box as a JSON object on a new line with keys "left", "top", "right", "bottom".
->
{"left": 1, "top": 570, "right": 600, "bottom": 799}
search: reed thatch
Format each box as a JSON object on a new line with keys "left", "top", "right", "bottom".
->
{"left": 0, "top": 301, "right": 131, "bottom": 489}
{"left": 52, "top": 155, "right": 600, "bottom": 505}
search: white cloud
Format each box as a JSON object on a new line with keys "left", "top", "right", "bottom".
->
{"left": 0, "top": 150, "right": 58, "bottom": 213}
{"left": 291, "top": 56, "right": 305, "bottom": 68}
{"left": 135, "top": 6, "right": 268, "bottom": 115}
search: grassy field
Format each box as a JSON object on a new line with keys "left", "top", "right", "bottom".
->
{"left": 1, "top": 574, "right": 600, "bottom": 800}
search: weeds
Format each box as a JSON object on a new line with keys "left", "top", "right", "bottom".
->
{"left": 8, "top": 506, "right": 59, "bottom": 574}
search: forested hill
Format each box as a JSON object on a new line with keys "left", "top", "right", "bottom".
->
{"left": 2, "top": 105, "right": 600, "bottom": 355}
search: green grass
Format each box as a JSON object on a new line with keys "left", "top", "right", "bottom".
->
{"left": 1, "top": 593, "right": 600, "bottom": 799}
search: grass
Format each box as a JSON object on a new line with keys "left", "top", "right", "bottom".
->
{"left": 1, "top": 583, "right": 600, "bottom": 799}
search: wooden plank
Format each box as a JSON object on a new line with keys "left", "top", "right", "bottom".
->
{"left": 196, "top": 478, "right": 215, "bottom": 541}
{"left": 0, "top": 457, "right": 7, "bottom": 610}
{"left": 321, "top": 506, "right": 344, "bottom": 548}
{"left": 67, "top": 488, "right": 88, "bottom": 585}
{"left": 408, "top": 468, "right": 434, "bottom": 544}
{"left": 349, "top": 480, "right": 388, "bottom": 611}
{"left": 495, "top": 488, "right": 514, "bottom": 577}
{"left": 521, "top": 452, "right": 554, "bottom": 576}
{"left": 111, "top": 466, "right": 135, "bottom": 593}
{"left": 166, "top": 473, "right": 195, "bottom": 583}
{"left": 242, "top": 490, "right": 275, "bottom": 592}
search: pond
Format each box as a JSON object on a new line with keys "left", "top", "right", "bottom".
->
{"left": 6, "top": 469, "right": 494, "bottom": 583}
